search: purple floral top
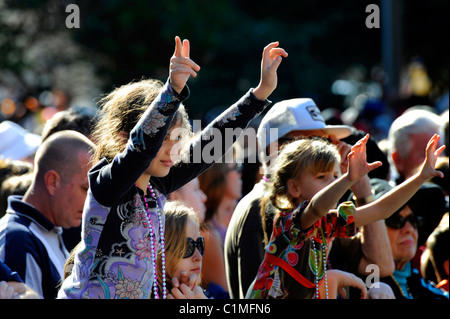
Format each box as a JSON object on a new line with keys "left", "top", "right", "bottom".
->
{"left": 57, "top": 80, "right": 270, "bottom": 299}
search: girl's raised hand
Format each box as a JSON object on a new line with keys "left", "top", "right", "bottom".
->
{"left": 253, "top": 42, "right": 288, "bottom": 101}
{"left": 169, "top": 36, "right": 201, "bottom": 94}
{"left": 346, "top": 134, "right": 382, "bottom": 182}
{"left": 418, "top": 134, "right": 445, "bottom": 181}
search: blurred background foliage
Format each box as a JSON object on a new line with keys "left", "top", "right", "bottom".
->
{"left": 0, "top": 0, "right": 448, "bottom": 125}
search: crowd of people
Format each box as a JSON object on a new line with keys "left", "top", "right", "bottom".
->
{"left": 0, "top": 36, "right": 448, "bottom": 300}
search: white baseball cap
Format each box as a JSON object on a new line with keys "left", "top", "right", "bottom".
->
{"left": 0, "top": 120, "right": 42, "bottom": 160}
{"left": 257, "top": 98, "right": 353, "bottom": 162}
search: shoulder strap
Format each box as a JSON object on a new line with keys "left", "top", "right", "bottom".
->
{"left": 265, "top": 252, "right": 317, "bottom": 289}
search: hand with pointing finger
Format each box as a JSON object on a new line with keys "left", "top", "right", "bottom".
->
{"left": 169, "top": 36, "right": 201, "bottom": 94}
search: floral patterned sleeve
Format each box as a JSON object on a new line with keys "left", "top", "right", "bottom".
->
{"left": 90, "top": 79, "right": 189, "bottom": 207}
{"left": 324, "top": 201, "right": 357, "bottom": 239}
{"left": 274, "top": 200, "right": 356, "bottom": 247}
{"left": 270, "top": 201, "right": 312, "bottom": 247}
{"left": 129, "top": 81, "right": 188, "bottom": 153}
{"left": 152, "top": 88, "right": 270, "bottom": 194}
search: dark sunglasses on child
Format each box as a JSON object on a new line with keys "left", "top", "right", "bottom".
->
{"left": 385, "top": 213, "right": 424, "bottom": 230}
{"left": 183, "top": 236, "right": 205, "bottom": 258}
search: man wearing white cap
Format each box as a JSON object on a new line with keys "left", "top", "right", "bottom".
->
{"left": 256, "top": 98, "right": 353, "bottom": 170}
{"left": 225, "top": 98, "right": 394, "bottom": 299}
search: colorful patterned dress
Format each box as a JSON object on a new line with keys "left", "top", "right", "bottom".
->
{"left": 250, "top": 201, "right": 356, "bottom": 299}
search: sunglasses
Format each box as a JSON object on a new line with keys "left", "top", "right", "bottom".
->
{"left": 183, "top": 237, "right": 205, "bottom": 258}
{"left": 385, "top": 214, "right": 423, "bottom": 230}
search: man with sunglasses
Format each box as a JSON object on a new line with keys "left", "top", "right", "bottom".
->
{"left": 380, "top": 183, "right": 448, "bottom": 299}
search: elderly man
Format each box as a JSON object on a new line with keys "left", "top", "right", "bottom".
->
{"left": 388, "top": 108, "right": 444, "bottom": 184}
{"left": 0, "top": 130, "right": 95, "bottom": 298}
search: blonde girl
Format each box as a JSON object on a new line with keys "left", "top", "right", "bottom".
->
{"left": 250, "top": 134, "right": 444, "bottom": 299}
{"left": 157, "top": 201, "right": 207, "bottom": 299}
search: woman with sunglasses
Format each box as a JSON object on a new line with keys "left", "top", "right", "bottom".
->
{"left": 380, "top": 185, "right": 448, "bottom": 299}
{"left": 157, "top": 201, "right": 208, "bottom": 299}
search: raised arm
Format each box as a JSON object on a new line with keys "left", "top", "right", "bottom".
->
{"left": 300, "top": 134, "right": 382, "bottom": 230}
{"left": 90, "top": 36, "right": 199, "bottom": 206}
{"left": 353, "top": 134, "right": 445, "bottom": 227}
{"left": 350, "top": 176, "right": 395, "bottom": 276}
{"left": 252, "top": 42, "right": 288, "bottom": 101}
{"left": 155, "top": 41, "right": 287, "bottom": 194}
{"left": 170, "top": 36, "right": 200, "bottom": 94}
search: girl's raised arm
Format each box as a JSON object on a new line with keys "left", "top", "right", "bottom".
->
{"left": 155, "top": 42, "right": 287, "bottom": 194}
{"left": 253, "top": 42, "right": 288, "bottom": 101}
{"left": 170, "top": 36, "right": 201, "bottom": 94}
{"left": 353, "top": 134, "right": 445, "bottom": 227}
{"left": 300, "top": 134, "right": 382, "bottom": 230}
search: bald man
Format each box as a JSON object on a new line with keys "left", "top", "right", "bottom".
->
{"left": 0, "top": 130, "right": 95, "bottom": 299}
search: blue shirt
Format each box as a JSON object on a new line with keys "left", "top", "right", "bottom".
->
{"left": 382, "top": 261, "right": 448, "bottom": 299}
{"left": 0, "top": 196, "right": 69, "bottom": 299}
{"left": 0, "top": 259, "right": 23, "bottom": 282}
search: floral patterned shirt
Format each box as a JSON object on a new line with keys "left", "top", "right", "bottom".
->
{"left": 250, "top": 201, "right": 356, "bottom": 299}
{"left": 57, "top": 80, "right": 270, "bottom": 299}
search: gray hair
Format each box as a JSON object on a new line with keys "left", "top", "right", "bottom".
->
{"left": 388, "top": 108, "right": 444, "bottom": 159}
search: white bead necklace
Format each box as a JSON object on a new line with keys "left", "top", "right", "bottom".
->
{"left": 311, "top": 232, "right": 328, "bottom": 299}
{"left": 142, "top": 183, "right": 166, "bottom": 299}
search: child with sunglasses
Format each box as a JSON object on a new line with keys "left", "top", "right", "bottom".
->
{"left": 159, "top": 201, "right": 208, "bottom": 299}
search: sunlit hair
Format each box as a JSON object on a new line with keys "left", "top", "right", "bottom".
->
{"left": 388, "top": 108, "right": 443, "bottom": 159}
{"left": 91, "top": 78, "right": 192, "bottom": 164}
{"left": 260, "top": 138, "right": 340, "bottom": 244}
{"left": 155, "top": 201, "right": 200, "bottom": 296}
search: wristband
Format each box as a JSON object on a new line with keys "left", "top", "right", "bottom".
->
{"left": 352, "top": 190, "right": 375, "bottom": 206}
